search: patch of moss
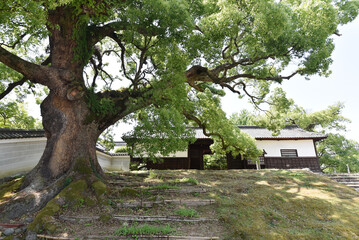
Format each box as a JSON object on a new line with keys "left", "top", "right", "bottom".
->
{"left": 27, "top": 198, "right": 61, "bottom": 233}
{"left": 84, "top": 196, "right": 97, "bottom": 207}
{"left": 92, "top": 180, "right": 108, "bottom": 197}
{"left": 2, "top": 236, "right": 14, "bottom": 240}
{"left": 28, "top": 179, "right": 89, "bottom": 233}
{"left": 73, "top": 157, "right": 93, "bottom": 175}
{"left": 99, "top": 213, "right": 111, "bottom": 223}
{"left": 59, "top": 180, "right": 88, "bottom": 209}
{"left": 148, "top": 183, "right": 179, "bottom": 190}
{"left": 0, "top": 177, "right": 23, "bottom": 201}
{"left": 118, "top": 187, "right": 139, "bottom": 197}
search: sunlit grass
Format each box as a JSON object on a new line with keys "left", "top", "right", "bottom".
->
{"left": 148, "top": 169, "right": 359, "bottom": 239}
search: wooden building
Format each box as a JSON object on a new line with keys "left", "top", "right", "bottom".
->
{"left": 128, "top": 125, "right": 327, "bottom": 171}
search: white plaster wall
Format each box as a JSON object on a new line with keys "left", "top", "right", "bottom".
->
{"left": 255, "top": 139, "right": 317, "bottom": 157}
{"left": 170, "top": 151, "right": 188, "bottom": 158}
{"left": 0, "top": 138, "right": 47, "bottom": 178}
{"left": 97, "top": 152, "right": 112, "bottom": 170}
{"left": 0, "top": 138, "right": 130, "bottom": 178}
{"left": 97, "top": 152, "right": 130, "bottom": 171}
{"left": 111, "top": 156, "right": 130, "bottom": 171}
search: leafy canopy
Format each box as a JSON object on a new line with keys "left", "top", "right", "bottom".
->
{"left": 0, "top": 0, "right": 358, "bottom": 159}
{"left": 0, "top": 101, "right": 41, "bottom": 129}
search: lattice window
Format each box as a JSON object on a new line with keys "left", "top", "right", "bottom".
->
{"left": 280, "top": 149, "right": 298, "bottom": 157}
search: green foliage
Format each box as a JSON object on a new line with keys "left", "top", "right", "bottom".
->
{"left": 193, "top": 89, "right": 262, "bottom": 160}
{"left": 86, "top": 89, "right": 116, "bottom": 118}
{"left": 256, "top": 88, "right": 349, "bottom": 133}
{"left": 1, "top": 0, "right": 358, "bottom": 169}
{"left": 114, "top": 224, "right": 175, "bottom": 236}
{"left": 98, "top": 127, "right": 115, "bottom": 151}
{"left": 174, "top": 208, "right": 199, "bottom": 218}
{"left": 230, "top": 110, "right": 256, "bottom": 126}
{"left": 175, "top": 177, "right": 199, "bottom": 185}
{"left": 0, "top": 101, "right": 41, "bottom": 129}
{"left": 125, "top": 103, "right": 195, "bottom": 161}
{"left": 318, "top": 133, "right": 359, "bottom": 173}
{"left": 204, "top": 154, "right": 227, "bottom": 170}
{"left": 114, "top": 146, "right": 130, "bottom": 153}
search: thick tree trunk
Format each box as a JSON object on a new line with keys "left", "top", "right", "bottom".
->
{"left": 25, "top": 91, "right": 103, "bottom": 184}
{"left": 0, "top": 5, "right": 112, "bottom": 221}
{"left": 0, "top": 91, "right": 105, "bottom": 220}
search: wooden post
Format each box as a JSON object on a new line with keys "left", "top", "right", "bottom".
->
{"left": 256, "top": 160, "right": 261, "bottom": 170}
{"left": 347, "top": 164, "right": 351, "bottom": 174}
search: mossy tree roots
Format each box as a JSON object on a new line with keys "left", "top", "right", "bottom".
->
{"left": 0, "top": 91, "right": 108, "bottom": 223}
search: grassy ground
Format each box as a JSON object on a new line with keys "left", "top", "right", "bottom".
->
{"left": 1, "top": 169, "right": 359, "bottom": 239}
{"left": 143, "top": 169, "right": 359, "bottom": 239}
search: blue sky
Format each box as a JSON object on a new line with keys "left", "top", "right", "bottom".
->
{"left": 222, "top": 17, "right": 359, "bottom": 142}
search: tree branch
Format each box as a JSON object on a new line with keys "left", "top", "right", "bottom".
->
{"left": 0, "top": 32, "right": 28, "bottom": 49}
{"left": 0, "top": 55, "right": 51, "bottom": 100}
{"left": 96, "top": 87, "right": 155, "bottom": 132}
{"left": 0, "top": 78, "right": 26, "bottom": 101}
{"left": 182, "top": 110, "right": 227, "bottom": 149}
{"left": 88, "top": 21, "right": 164, "bottom": 47}
{"left": 0, "top": 46, "right": 49, "bottom": 84}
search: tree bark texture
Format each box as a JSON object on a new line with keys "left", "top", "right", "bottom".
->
{"left": 0, "top": 89, "right": 106, "bottom": 220}
{"left": 23, "top": 91, "right": 103, "bottom": 186}
{"left": 0, "top": 6, "right": 109, "bottom": 220}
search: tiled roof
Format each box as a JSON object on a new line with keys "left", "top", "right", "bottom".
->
{"left": 111, "top": 152, "right": 130, "bottom": 156}
{"left": 114, "top": 141, "right": 127, "bottom": 147}
{"left": 0, "top": 128, "right": 45, "bottom": 139}
{"left": 194, "top": 125, "right": 327, "bottom": 140}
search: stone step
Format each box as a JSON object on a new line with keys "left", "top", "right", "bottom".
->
{"left": 147, "top": 187, "right": 207, "bottom": 194}
{"left": 328, "top": 177, "right": 359, "bottom": 182}
{"left": 337, "top": 182, "right": 359, "bottom": 186}
{"left": 328, "top": 175, "right": 359, "bottom": 177}
{"left": 324, "top": 173, "right": 359, "bottom": 175}
{"left": 114, "top": 187, "right": 207, "bottom": 194}
{"left": 116, "top": 198, "right": 216, "bottom": 208}
{"left": 108, "top": 181, "right": 197, "bottom": 187}
{"left": 60, "top": 215, "right": 217, "bottom": 223}
{"left": 37, "top": 234, "right": 220, "bottom": 240}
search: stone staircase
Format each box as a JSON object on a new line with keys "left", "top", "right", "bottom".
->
{"left": 54, "top": 172, "right": 222, "bottom": 240}
{"left": 324, "top": 173, "right": 359, "bottom": 191}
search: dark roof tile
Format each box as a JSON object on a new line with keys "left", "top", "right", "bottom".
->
{"left": 194, "top": 125, "right": 327, "bottom": 140}
{"left": 0, "top": 128, "right": 45, "bottom": 139}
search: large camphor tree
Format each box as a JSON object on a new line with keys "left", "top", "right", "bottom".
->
{"left": 0, "top": 0, "right": 358, "bottom": 221}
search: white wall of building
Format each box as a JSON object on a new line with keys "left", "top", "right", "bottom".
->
{"left": 0, "top": 138, "right": 47, "bottom": 178}
{"left": 0, "top": 138, "right": 130, "bottom": 178}
{"left": 255, "top": 139, "right": 317, "bottom": 157}
{"left": 97, "top": 151, "right": 130, "bottom": 171}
